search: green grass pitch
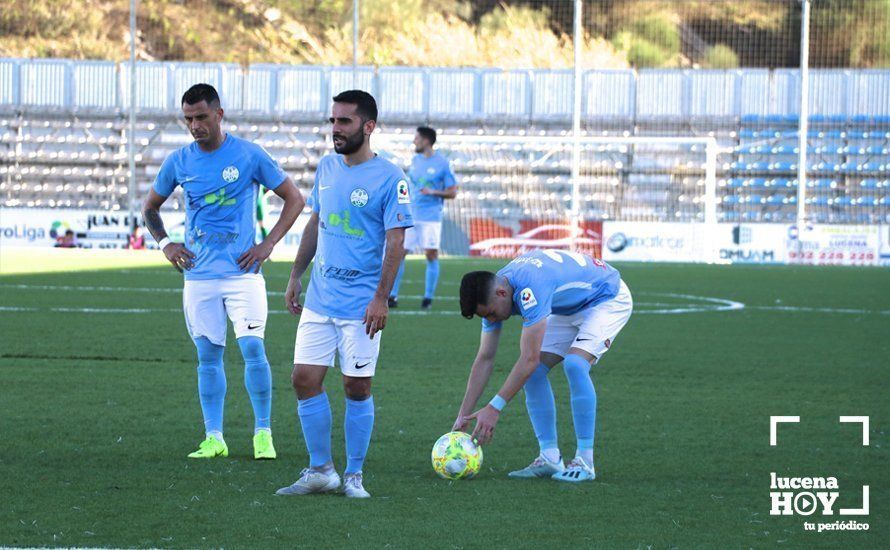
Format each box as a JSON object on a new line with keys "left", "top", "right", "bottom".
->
{"left": 0, "top": 255, "right": 887, "bottom": 548}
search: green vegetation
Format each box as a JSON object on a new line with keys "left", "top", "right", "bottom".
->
{"left": 0, "top": 0, "right": 888, "bottom": 68}
{"left": 704, "top": 43, "right": 740, "bottom": 69}
{"left": 0, "top": 257, "right": 888, "bottom": 547}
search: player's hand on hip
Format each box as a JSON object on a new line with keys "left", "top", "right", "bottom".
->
{"left": 419, "top": 187, "right": 434, "bottom": 195}
{"left": 238, "top": 240, "right": 274, "bottom": 273}
{"left": 162, "top": 242, "right": 195, "bottom": 272}
{"left": 284, "top": 277, "right": 303, "bottom": 316}
{"left": 468, "top": 405, "right": 500, "bottom": 446}
{"left": 363, "top": 295, "right": 388, "bottom": 339}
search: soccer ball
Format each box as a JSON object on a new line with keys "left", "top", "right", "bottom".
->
{"left": 431, "top": 431, "right": 483, "bottom": 480}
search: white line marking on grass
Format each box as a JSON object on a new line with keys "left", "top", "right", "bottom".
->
{"left": 1, "top": 283, "right": 459, "bottom": 301}
{"left": 10, "top": 284, "right": 884, "bottom": 316}
{"left": 748, "top": 305, "right": 890, "bottom": 315}
{"left": 635, "top": 292, "right": 746, "bottom": 315}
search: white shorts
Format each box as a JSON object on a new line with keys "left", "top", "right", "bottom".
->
{"left": 293, "top": 308, "right": 382, "bottom": 378}
{"left": 541, "top": 280, "right": 633, "bottom": 363}
{"left": 404, "top": 220, "right": 442, "bottom": 251}
{"left": 182, "top": 274, "right": 267, "bottom": 346}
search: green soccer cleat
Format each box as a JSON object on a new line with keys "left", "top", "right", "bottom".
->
{"left": 253, "top": 431, "right": 277, "bottom": 460}
{"left": 187, "top": 436, "right": 229, "bottom": 459}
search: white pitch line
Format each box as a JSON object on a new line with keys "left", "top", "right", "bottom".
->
{"left": 8, "top": 284, "right": 886, "bottom": 316}
{"left": 0, "top": 283, "right": 456, "bottom": 301}
{"left": 747, "top": 305, "right": 890, "bottom": 315}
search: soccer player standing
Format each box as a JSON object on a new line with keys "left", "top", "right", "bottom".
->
{"left": 388, "top": 126, "right": 457, "bottom": 310}
{"left": 276, "top": 91, "right": 413, "bottom": 498}
{"left": 142, "top": 84, "right": 305, "bottom": 459}
{"left": 453, "top": 249, "right": 632, "bottom": 482}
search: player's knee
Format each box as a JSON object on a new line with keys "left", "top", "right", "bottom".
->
{"left": 237, "top": 336, "right": 266, "bottom": 363}
{"left": 343, "top": 377, "right": 371, "bottom": 401}
{"left": 291, "top": 367, "right": 321, "bottom": 397}
{"left": 194, "top": 337, "right": 224, "bottom": 365}
{"left": 563, "top": 353, "right": 591, "bottom": 382}
{"left": 425, "top": 249, "right": 438, "bottom": 261}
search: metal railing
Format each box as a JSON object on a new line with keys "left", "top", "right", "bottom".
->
{"left": 2, "top": 58, "right": 889, "bottom": 123}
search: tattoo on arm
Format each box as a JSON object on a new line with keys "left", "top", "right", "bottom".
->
{"left": 374, "top": 228, "right": 405, "bottom": 299}
{"left": 142, "top": 208, "right": 167, "bottom": 242}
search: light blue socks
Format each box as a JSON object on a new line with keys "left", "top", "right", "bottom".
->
{"left": 194, "top": 336, "right": 226, "bottom": 436}
{"left": 563, "top": 353, "right": 596, "bottom": 463}
{"left": 424, "top": 258, "right": 440, "bottom": 299}
{"left": 344, "top": 396, "right": 375, "bottom": 474}
{"left": 237, "top": 336, "right": 271, "bottom": 432}
{"left": 298, "top": 392, "right": 333, "bottom": 468}
{"left": 523, "top": 363, "right": 559, "bottom": 457}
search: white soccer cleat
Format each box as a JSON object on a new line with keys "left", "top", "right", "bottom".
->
{"left": 275, "top": 468, "right": 341, "bottom": 496}
{"left": 343, "top": 472, "right": 371, "bottom": 498}
{"left": 551, "top": 456, "right": 596, "bottom": 483}
{"left": 507, "top": 454, "right": 565, "bottom": 479}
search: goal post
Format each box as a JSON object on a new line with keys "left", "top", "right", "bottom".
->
{"left": 374, "top": 133, "right": 720, "bottom": 262}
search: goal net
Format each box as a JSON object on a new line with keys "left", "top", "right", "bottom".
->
{"left": 375, "top": 134, "right": 719, "bottom": 260}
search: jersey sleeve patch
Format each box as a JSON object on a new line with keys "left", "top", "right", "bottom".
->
{"left": 397, "top": 179, "right": 411, "bottom": 204}
{"left": 519, "top": 287, "right": 538, "bottom": 310}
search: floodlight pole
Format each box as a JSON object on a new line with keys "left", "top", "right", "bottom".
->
{"left": 797, "top": 0, "right": 811, "bottom": 229}
{"left": 128, "top": 0, "right": 137, "bottom": 229}
{"left": 570, "top": 0, "right": 582, "bottom": 251}
{"left": 353, "top": 0, "right": 359, "bottom": 87}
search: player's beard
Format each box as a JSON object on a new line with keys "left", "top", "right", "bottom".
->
{"left": 414, "top": 145, "right": 424, "bottom": 154}
{"left": 333, "top": 127, "right": 366, "bottom": 155}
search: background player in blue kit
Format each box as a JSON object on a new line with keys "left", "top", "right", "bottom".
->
{"left": 389, "top": 126, "right": 457, "bottom": 310}
{"left": 276, "top": 90, "right": 413, "bottom": 498}
{"left": 142, "top": 84, "right": 305, "bottom": 460}
{"left": 452, "top": 249, "right": 633, "bottom": 482}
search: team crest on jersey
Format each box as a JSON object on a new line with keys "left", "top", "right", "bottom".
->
{"left": 350, "top": 188, "right": 369, "bottom": 208}
{"left": 426, "top": 167, "right": 436, "bottom": 175}
{"left": 222, "top": 166, "right": 239, "bottom": 183}
{"left": 397, "top": 180, "right": 411, "bottom": 204}
{"left": 520, "top": 287, "right": 537, "bottom": 310}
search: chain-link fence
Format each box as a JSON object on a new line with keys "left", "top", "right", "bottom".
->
{"left": 1, "top": 0, "right": 888, "bottom": 251}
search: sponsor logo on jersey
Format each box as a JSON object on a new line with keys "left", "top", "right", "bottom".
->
{"left": 204, "top": 187, "right": 236, "bottom": 206}
{"left": 327, "top": 210, "right": 365, "bottom": 238}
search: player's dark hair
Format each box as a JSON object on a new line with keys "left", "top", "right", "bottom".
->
{"left": 181, "top": 83, "right": 220, "bottom": 107}
{"left": 333, "top": 90, "right": 378, "bottom": 122}
{"left": 460, "top": 271, "right": 496, "bottom": 319}
{"left": 416, "top": 126, "right": 436, "bottom": 145}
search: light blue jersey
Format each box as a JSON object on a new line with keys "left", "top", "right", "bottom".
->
{"left": 482, "top": 249, "right": 621, "bottom": 331}
{"left": 153, "top": 134, "right": 287, "bottom": 280}
{"left": 304, "top": 154, "right": 414, "bottom": 319}
{"left": 408, "top": 152, "right": 457, "bottom": 222}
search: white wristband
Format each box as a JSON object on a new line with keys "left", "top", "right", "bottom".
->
{"left": 488, "top": 395, "right": 507, "bottom": 412}
{"left": 158, "top": 237, "right": 172, "bottom": 250}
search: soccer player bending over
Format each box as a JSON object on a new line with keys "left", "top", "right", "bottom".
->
{"left": 276, "top": 90, "right": 413, "bottom": 498}
{"left": 453, "top": 249, "right": 632, "bottom": 482}
{"left": 142, "top": 83, "right": 305, "bottom": 460}
{"left": 388, "top": 126, "right": 458, "bottom": 310}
